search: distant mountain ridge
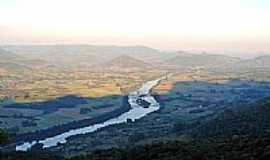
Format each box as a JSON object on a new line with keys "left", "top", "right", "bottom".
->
{"left": 2, "top": 45, "right": 270, "bottom": 71}
{"left": 162, "top": 53, "right": 241, "bottom": 68}
{"left": 2, "top": 45, "right": 163, "bottom": 63}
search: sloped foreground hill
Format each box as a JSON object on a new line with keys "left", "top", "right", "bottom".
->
{"left": 64, "top": 98, "right": 270, "bottom": 160}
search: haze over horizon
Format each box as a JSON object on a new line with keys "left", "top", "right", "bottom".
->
{"left": 0, "top": 0, "right": 270, "bottom": 57}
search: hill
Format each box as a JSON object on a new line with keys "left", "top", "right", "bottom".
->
{"left": 0, "top": 47, "right": 31, "bottom": 72}
{"left": 98, "top": 55, "right": 153, "bottom": 70}
{"left": 234, "top": 55, "right": 270, "bottom": 69}
{"left": 0, "top": 47, "right": 21, "bottom": 62}
{"left": 163, "top": 53, "right": 240, "bottom": 69}
{"left": 191, "top": 98, "right": 270, "bottom": 139}
{"left": 66, "top": 97, "right": 270, "bottom": 160}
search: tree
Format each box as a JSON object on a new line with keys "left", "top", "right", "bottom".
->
{"left": 0, "top": 129, "right": 9, "bottom": 145}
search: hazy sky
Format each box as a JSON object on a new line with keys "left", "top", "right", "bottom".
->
{"left": 0, "top": 0, "right": 269, "bottom": 55}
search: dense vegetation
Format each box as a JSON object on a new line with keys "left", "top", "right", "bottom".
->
{"left": 0, "top": 129, "right": 10, "bottom": 145}
{"left": 2, "top": 137, "right": 270, "bottom": 160}
{"left": 191, "top": 98, "right": 270, "bottom": 139}
{"left": 66, "top": 137, "right": 270, "bottom": 160}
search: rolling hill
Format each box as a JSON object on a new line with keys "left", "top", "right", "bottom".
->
{"left": 234, "top": 55, "right": 270, "bottom": 69}
{"left": 98, "top": 55, "right": 153, "bottom": 70}
{"left": 0, "top": 47, "right": 21, "bottom": 62}
{"left": 0, "top": 47, "right": 31, "bottom": 72}
{"left": 2, "top": 45, "right": 173, "bottom": 65}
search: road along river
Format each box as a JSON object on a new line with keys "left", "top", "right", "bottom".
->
{"left": 16, "top": 76, "right": 168, "bottom": 151}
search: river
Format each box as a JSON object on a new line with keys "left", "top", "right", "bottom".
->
{"left": 16, "top": 76, "right": 167, "bottom": 151}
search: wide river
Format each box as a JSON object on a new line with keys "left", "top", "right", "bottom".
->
{"left": 16, "top": 76, "right": 167, "bottom": 151}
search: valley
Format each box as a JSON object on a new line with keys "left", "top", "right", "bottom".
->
{"left": 1, "top": 1, "right": 270, "bottom": 159}
{"left": 1, "top": 45, "right": 270, "bottom": 159}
